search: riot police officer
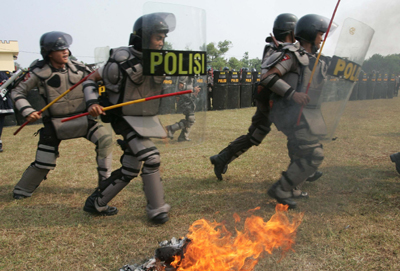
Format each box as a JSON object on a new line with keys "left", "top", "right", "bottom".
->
{"left": 83, "top": 13, "right": 174, "bottom": 224}
{"left": 11, "top": 32, "right": 113, "bottom": 201}
{"left": 262, "top": 14, "right": 331, "bottom": 209}
{"left": 165, "top": 76, "right": 201, "bottom": 142}
{"left": 210, "top": 13, "right": 298, "bottom": 180}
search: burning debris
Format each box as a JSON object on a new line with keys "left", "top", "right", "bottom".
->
{"left": 120, "top": 237, "right": 191, "bottom": 271}
{"left": 120, "top": 204, "right": 303, "bottom": 271}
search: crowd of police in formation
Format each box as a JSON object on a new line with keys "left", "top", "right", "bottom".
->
{"left": 4, "top": 10, "right": 400, "bottom": 225}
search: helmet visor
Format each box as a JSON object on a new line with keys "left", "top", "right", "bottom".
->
{"left": 42, "top": 31, "right": 72, "bottom": 52}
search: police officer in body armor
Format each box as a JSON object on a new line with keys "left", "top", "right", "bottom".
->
{"left": 210, "top": 14, "right": 310, "bottom": 185}
{"left": 11, "top": 32, "right": 113, "bottom": 200}
{"left": 165, "top": 76, "right": 200, "bottom": 141}
{"left": 83, "top": 13, "right": 173, "bottom": 224}
{"left": 262, "top": 14, "right": 330, "bottom": 209}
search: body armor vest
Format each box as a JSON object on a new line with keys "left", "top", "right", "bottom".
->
{"left": 31, "top": 60, "right": 88, "bottom": 117}
{"left": 103, "top": 47, "right": 165, "bottom": 116}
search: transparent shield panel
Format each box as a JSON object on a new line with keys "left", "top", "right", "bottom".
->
{"left": 320, "top": 18, "right": 375, "bottom": 140}
{"left": 143, "top": 2, "right": 207, "bottom": 150}
{"left": 94, "top": 46, "right": 110, "bottom": 69}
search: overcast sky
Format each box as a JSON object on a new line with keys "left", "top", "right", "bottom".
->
{"left": 1, "top": 0, "right": 399, "bottom": 69}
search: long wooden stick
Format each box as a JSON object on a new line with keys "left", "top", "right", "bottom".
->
{"left": 13, "top": 70, "right": 96, "bottom": 135}
{"left": 61, "top": 90, "right": 193, "bottom": 123}
{"left": 296, "top": 0, "right": 341, "bottom": 125}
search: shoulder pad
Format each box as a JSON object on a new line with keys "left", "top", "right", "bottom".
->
{"left": 69, "top": 59, "right": 92, "bottom": 73}
{"left": 294, "top": 51, "right": 309, "bottom": 66}
{"left": 281, "top": 43, "right": 309, "bottom": 66}
{"left": 282, "top": 43, "right": 299, "bottom": 52}
{"left": 110, "top": 47, "right": 132, "bottom": 63}
{"left": 30, "top": 60, "right": 52, "bottom": 80}
{"left": 29, "top": 59, "right": 45, "bottom": 69}
{"left": 261, "top": 50, "right": 286, "bottom": 69}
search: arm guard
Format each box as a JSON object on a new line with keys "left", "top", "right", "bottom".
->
{"left": 260, "top": 74, "right": 295, "bottom": 99}
{"left": 11, "top": 73, "right": 40, "bottom": 117}
{"left": 83, "top": 79, "right": 99, "bottom": 108}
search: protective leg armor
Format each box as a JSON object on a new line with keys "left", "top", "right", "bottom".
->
{"left": 210, "top": 122, "right": 269, "bottom": 180}
{"left": 13, "top": 164, "right": 50, "bottom": 198}
{"left": 268, "top": 122, "right": 324, "bottom": 209}
{"left": 143, "top": 171, "right": 171, "bottom": 221}
{"left": 86, "top": 122, "right": 113, "bottom": 184}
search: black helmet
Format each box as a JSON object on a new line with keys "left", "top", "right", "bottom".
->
{"left": 273, "top": 13, "right": 297, "bottom": 34}
{"left": 40, "top": 31, "right": 72, "bottom": 59}
{"left": 223, "top": 67, "right": 229, "bottom": 71}
{"left": 295, "top": 14, "right": 335, "bottom": 44}
{"left": 242, "top": 67, "right": 249, "bottom": 72}
{"left": 129, "top": 12, "right": 176, "bottom": 51}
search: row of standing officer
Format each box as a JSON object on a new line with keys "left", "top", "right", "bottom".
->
{"left": 349, "top": 72, "right": 399, "bottom": 101}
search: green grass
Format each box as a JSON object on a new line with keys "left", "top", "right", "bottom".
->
{"left": 1, "top": 98, "right": 400, "bottom": 270}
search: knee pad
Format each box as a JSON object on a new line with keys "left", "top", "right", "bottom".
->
{"left": 120, "top": 150, "right": 141, "bottom": 180}
{"left": 249, "top": 124, "right": 270, "bottom": 146}
{"left": 310, "top": 145, "right": 324, "bottom": 168}
{"left": 142, "top": 154, "right": 161, "bottom": 175}
{"left": 186, "top": 114, "right": 195, "bottom": 126}
{"left": 34, "top": 144, "right": 58, "bottom": 170}
{"left": 88, "top": 123, "right": 113, "bottom": 158}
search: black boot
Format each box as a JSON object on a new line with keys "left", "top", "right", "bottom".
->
{"left": 150, "top": 212, "right": 169, "bottom": 224}
{"left": 83, "top": 190, "right": 118, "bottom": 216}
{"left": 390, "top": 152, "right": 400, "bottom": 174}
{"left": 267, "top": 182, "right": 297, "bottom": 209}
{"left": 306, "top": 171, "right": 323, "bottom": 182}
{"left": 210, "top": 155, "right": 228, "bottom": 181}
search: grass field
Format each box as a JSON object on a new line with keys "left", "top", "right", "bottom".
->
{"left": 1, "top": 97, "right": 400, "bottom": 270}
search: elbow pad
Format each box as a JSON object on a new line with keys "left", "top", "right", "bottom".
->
{"left": 260, "top": 74, "right": 295, "bottom": 99}
{"left": 83, "top": 79, "right": 100, "bottom": 108}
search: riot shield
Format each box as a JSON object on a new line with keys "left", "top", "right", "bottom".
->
{"left": 141, "top": 2, "right": 207, "bottom": 147}
{"left": 320, "top": 18, "right": 374, "bottom": 140}
{"left": 388, "top": 73, "right": 396, "bottom": 99}
{"left": 159, "top": 76, "right": 177, "bottom": 115}
{"left": 213, "top": 71, "right": 228, "bottom": 110}
{"left": 227, "top": 71, "right": 240, "bottom": 109}
{"left": 357, "top": 71, "right": 367, "bottom": 100}
{"left": 240, "top": 71, "right": 253, "bottom": 108}
{"left": 374, "top": 73, "right": 382, "bottom": 99}
{"left": 381, "top": 73, "right": 389, "bottom": 99}
{"left": 94, "top": 46, "right": 110, "bottom": 69}
{"left": 251, "top": 71, "right": 260, "bottom": 106}
{"left": 349, "top": 76, "right": 359, "bottom": 101}
{"left": 194, "top": 75, "right": 207, "bottom": 112}
{"left": 366, "top": 72, "right": 376, "bottom": 99}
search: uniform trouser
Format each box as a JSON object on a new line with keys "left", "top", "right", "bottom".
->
{"left": 278, "top": 119, "right": 324, "bottom": 192}
{"left": 216, "top": 100, "right": 272, "bottom": 164}
{"left": 96, "top": 117, "right": 170, "bottom": 219}
{"left": 13, "top": 118, "right": 113, "bottom": 197}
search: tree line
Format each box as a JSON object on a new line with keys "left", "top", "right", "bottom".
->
{"left": 362, "top": 54, "right": 400, "bottom": 75}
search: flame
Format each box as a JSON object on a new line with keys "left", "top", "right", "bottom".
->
{"left": 170, "top": 204, "right": 303, "bottom": 271}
